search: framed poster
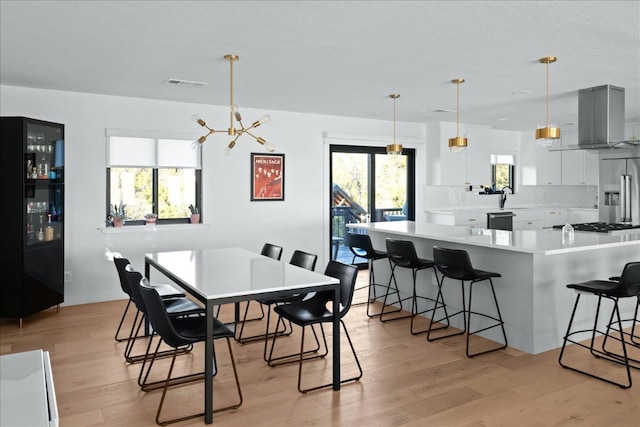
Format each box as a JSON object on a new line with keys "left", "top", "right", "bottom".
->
{"left": 251, "top": 153, "right": 284, "bottom": 201}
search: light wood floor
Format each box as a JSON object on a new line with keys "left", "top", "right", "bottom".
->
{"left": 1, "top": 271, "right": 639, "bottom": 427}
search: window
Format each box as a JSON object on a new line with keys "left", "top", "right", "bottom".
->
{"left": 106, "top": 132, "right": 202, "bottom": 225}
{"left": 491, "top": 154, "right": 515, "bottom": 191}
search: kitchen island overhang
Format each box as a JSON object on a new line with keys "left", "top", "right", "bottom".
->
{"left": 347, "top": 221, "right": 640, "bottom": 354}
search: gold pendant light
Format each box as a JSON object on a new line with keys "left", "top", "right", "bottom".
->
{"left": 535, "top": 56, "right": 560, "bottom": 147}
{"left": 448, "top": 78, "right": 467, "bottom": 153}
{"left": 192, "top": 54, "right": 275, "bottom": 155}
{"left": 386, "top": 94, "right": 403, "bottom": 155}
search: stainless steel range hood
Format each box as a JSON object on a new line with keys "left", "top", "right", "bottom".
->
{"left": 578, "top": 84, "right": 638, "bottom": 149}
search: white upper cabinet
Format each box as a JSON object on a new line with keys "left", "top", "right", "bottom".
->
{"left": 466, "top": 125, "right": 492, "bottom": 185}
{"left": 532, "top": 131, "right": 599, "bottom": 186}
{"left": 536, "top": 149, "right": 562, "bottom": 185}
{"left": 439, "top": 122, "right": 491, "bottom": 186}
{"left": 561, "top": 149, "right": 599, "bottom": 185}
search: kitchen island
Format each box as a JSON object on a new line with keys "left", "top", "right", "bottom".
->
{"left": 347, "top": 221, "right": 640, "bottom": 354}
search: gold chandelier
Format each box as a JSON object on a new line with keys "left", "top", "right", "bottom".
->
{"left": 386, "top": 94, "right": 403, "bottom": 155}
{"left": 192, "top": 54, "right": 275, "bottom": 155}
{"left": 448, "top": 78, "right": 467, "bottom": 153}
{"left": 535, "top": 56, "right": 560, "bottom": 147}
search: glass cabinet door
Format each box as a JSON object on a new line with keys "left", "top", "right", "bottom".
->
{"left": 24, "top": 122, "right": 64, "bottom": 247}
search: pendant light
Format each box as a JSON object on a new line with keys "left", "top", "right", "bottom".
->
{"left": 192, "top": 54, "right": 275, "bottom": 155}
{"left": 448, "top": 78, "right": 467, "bottom": 153}
{"left": 535, "top": 56, "right": 560, "bottom": 147}
{"left": 386, "top": 94, "right": 403, "bottom": 155}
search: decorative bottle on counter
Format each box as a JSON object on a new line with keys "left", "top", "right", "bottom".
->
{"left": 562, "top": 223, "right": 574, "bottom": 245}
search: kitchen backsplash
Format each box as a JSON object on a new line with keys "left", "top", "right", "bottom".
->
{"left": 424, "top": 185, "right": 598, "bottom": 210}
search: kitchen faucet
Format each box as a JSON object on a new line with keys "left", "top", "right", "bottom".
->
{"left": 500, "top": 186, "right": 513, "bottom": 209}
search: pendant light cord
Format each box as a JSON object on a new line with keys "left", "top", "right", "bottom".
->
{"left": 456, "top": 82, "right": 460, "bottom": 137}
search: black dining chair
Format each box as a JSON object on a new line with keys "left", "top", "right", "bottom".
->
{"left": 558, "top": 262, "right": 640, "bottom": 388}
{"left": 237, "top": 251, "right": 319, "bottom": 360}
{"left": 139, "top": 278, "right": 242, "bottom": 425}
{"left": 122, "top": 265, "right": 205, "bottom": 365}
{"left": 346, "top": 233, "right": 389, "bottom": 315}
{"left": 267, "top": 260, "right": 363, "bottom": 393}
{"left": 229, "top": 243, "right": 284, "bottom": 328}
{"left": 113, "top": 255, "right": 185, "bottom": 342}
{"left": 428, "top": 247, "right": 508, "bottom": 357}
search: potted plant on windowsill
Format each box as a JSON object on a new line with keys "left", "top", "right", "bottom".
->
{"left": 109, "top": 202, "right": 127, "bottom": 227}
{"left": 144, "top": 213, "right": 158, "bottom": 226}
{"left": 188, "top": 204, "right": 200, "bottom": 224}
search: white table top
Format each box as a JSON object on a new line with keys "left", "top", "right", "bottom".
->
{"left": 0, "top": 350, "right": 51, "bottom": 427}
{"left": 348, "top": 221, "right": 640, "bottom": 255}
{"left": 145, "top": 247, "right": 339, "bottom": 304}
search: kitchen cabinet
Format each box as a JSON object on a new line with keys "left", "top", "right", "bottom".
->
{"left": 536, "top": 149, "right": 562, "bottom": 185}
{"left": 439, "top": 123, "right": 491, "bottom": 186}
{"left": 561, "top": 150, "right": 599, "bottom": 185}
{"left": 426, "top": 211, "right": 484, "bottom": 228}
{"left": 543, "top": 209, "right": 568, "bottom": 227}
{"left": 513, "top": 218, "right": 545, "bottom": 231}
{"left": 0, "top": 117, "right": 65, "bottom": 325}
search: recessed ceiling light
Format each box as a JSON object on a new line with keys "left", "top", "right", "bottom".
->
{"left": 512, "top": 90, "right": 531, "bottom": 95}
{"left": 166, "top": 78, "right": 208, "bottom": 87}
{"left": 434, "top": 108, "right": 457, "bottom": 113}
{"left": 497, "top": 118, "right": 509, "bottom": 121}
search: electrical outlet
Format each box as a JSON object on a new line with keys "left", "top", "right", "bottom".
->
{"left": 64, "top": 271, "right": 72, "bottom": 283}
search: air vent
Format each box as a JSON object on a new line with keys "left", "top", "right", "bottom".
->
{"left": 166, "top": 79, "right": 208, "bottom": 87}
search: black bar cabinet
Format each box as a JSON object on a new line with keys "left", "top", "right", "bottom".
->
{"left": 1, "top": 117, "right": 65, "bottom": 326}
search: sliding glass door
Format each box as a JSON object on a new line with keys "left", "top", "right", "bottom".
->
{"left": 330, "top": 145, "right": 415, "bottom": 265}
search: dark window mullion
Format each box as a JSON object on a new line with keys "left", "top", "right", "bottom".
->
{"left": 152, "top": 168, "right": 159, "bottom": 219}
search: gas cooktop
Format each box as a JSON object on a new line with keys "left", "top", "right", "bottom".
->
{"left": 552, "top": 222, "right": 640, "bottom": 233}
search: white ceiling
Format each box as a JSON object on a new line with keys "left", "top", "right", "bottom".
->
{"left": 2, "top": 1, "right": 639, "bottom": 133}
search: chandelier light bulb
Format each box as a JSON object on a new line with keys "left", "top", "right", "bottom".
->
{"left": 258, "top": 115, "right": 271, "bottom": 125}
{"left": 224, "top": 140, "right": 237, "bottom": 156}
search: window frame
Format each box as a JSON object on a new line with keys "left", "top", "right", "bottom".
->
{"left": 106, "top": 130, "right": 202, "bottom": 226}
{"left": 106, "top": 168, "right": 202, "bottom": 226}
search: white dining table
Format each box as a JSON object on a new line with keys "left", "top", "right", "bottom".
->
{"left": 145, "top": 247, "right": 341, "bottom": 424}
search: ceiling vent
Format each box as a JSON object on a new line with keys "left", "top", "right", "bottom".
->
{"left": 166, "top": 78, "right": 208, "bottom": 87}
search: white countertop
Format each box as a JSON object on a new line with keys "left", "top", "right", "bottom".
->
{"left": 348, "top": 221, "right": 640, "bottom": 255}
{"left": 0, "top": 349, "right": 57, "bottom": 427}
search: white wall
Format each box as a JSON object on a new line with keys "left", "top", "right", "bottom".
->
{"left": 1, "top": 85, "right": 426, "bottom": 306}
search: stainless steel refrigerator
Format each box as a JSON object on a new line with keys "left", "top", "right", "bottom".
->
{"left": 599, "top": 156, "right": 640, "bottom": 224}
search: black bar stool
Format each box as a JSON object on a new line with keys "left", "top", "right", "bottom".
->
{"left": 384, "top": 238, "right": 444, "bottom": 335}
{"left": 608, "top": 274, "right": 640, "bottom": 347}
{"left": 428, "top": 246, "right": 508, "bottom": 357}
{"left": 346, "top": 233, "right": 390, "bottom": 316}
{"left": 558, "top": 262, "right": 640, "bottom": 388}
